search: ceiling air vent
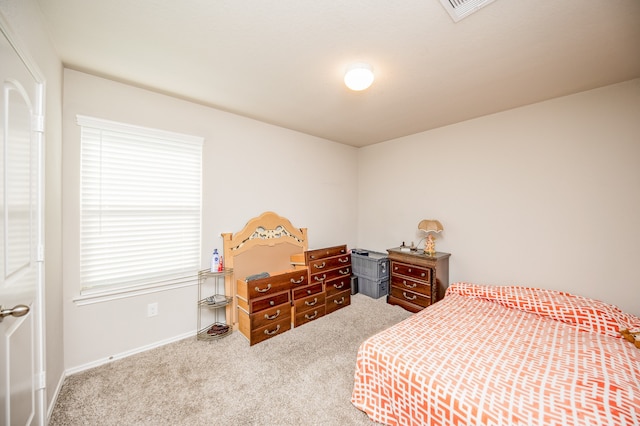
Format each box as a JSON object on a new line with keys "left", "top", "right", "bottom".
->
{"left": 439, "top": 0, "right": 496, "bottom": 22}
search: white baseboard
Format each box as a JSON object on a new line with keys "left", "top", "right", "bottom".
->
{"left": 64, "top": 330, "right": 195, "bottom": 376}
{"left": 46, "top": 370, "right": 66, "bottom": 422}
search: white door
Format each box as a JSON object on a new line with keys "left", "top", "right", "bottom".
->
{"left": 0, "top": 19, "right": 45, "bottom": 426}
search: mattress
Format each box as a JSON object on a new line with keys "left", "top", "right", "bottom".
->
{"left": 351, "top": 283, "right": 640, "bottom": 425}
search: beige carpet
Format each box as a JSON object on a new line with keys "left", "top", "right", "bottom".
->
{"left": 49, "top": 293, "right": 412, "bottom": 425}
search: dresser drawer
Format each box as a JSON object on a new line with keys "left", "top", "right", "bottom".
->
{"left": 292, "top": 283, "right": 324, "bottom": 300}
{"left": 293, "top": 291, "right": 325, "bottom": 311}
{"left": 242, "top": 270, "right": 306, "bottom": 299}
{"left": 390, "top": 275, "right": 432, "bottom": 297}
{"left": 326, "top": 289, "right": 350, "bottom": 314}
{"left": 308, "top": 254, "right": 351, "bottom": 273}
{"left": 391, "top": 261, "right": 431, "bottom": 283}
{"left": 250, "top": 317, "right": 292, "bottom": 345}
{"left": 293, "top": 305, "right": 326, "bottom": 327}
{"left": 309, "top": 265, "right": 352, "bottom": 285}
{"left": 325, "top": 275, "right": 351, "bottom": 297}
{"left": 285, "top": 271, "right": 308, "bottom": 289}
{"left": 389, "top": 286, "right": 432, "bottom": 308}
{"left": 249, "top": 290, "right": 290, "bottom": 313}
{"left": 250, "top": 303, "right": 291, "bottom": 329}
{"left": 305, "top": 245, "right": 348, "bottom": 262}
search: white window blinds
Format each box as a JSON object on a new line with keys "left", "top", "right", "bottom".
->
{"left": 77, "top": 115, "right": 203, "bottom": 295}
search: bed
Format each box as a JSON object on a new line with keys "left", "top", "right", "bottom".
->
{"left": 351, "top": 283, "right": 640, "bottom": 425}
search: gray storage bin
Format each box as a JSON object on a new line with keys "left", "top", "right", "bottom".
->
{"left": 358, "top": 276, "right": 389, "bottom": 299}
{"left": 351, "top": 250, "right": 389, "bottom": 281}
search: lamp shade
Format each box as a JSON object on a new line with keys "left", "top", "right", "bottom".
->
{"left": 418, "top": 219, "right": 443, "bottom": 233}
{"left": 344, "top": 63, "right": 374, "bottom": 91}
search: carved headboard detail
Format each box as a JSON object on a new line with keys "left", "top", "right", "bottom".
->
{"left": 221, "top": 211, "right": 308, "bottom": 329}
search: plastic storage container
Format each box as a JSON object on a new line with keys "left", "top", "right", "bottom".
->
{"left": 351, "top": 250, "right": 389, "bottom": 281}
{"left": 351, "top": 249, "right": 389, "bottom": 299}
{"left": 358, "top": 276, "right": 389, "bottom": 299}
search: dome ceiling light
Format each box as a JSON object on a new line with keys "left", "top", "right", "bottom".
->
{"left": 344, "top": 63, "right": 374, "bottom": 91}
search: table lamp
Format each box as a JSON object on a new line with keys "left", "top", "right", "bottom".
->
{"left": 418, "top": 219, "right": 443, "bottom": 257}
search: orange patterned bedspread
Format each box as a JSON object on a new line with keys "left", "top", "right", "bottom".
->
{"left": 351, "top": 283, "right": 640, "bottom": 426}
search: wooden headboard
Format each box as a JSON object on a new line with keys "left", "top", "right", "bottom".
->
{"left": 221, "top": 211, "right": 308, "bottom": 328}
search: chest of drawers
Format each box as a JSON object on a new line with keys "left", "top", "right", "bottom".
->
{"left": 235, "top": 245, "right": 352, "bottom": 345}
{"left": 386, "top": 248, "right": 450, "bottom": 313}
{"left": 306, "top": 245, "right": 352, "bottom": 314}
{"left": 236, "top": 269, "right": 307, "bottom": 345}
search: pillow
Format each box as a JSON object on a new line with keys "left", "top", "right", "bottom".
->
{"left": 447, "top": 282, "right": 640, "bottom": 339}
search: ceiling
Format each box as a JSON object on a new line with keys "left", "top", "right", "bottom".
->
{"left": 36, "top": 0, "right": 640, "bottom": 147}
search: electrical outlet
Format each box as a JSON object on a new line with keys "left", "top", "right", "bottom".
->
{"left": 147, "top": 302, "right": 158, "bottom": 317}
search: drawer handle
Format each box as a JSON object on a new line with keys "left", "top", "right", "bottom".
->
{"left": 305, "top": 310, "right": 319, "bottom": 320}
{"left": 339, "top": 268, "right": 350, "bottom": 275}
{"left": 314, "top": 262, "right": 326, "bottom": 269}
{"left": 255, "top": 284, "right": 272, "bottom": 293}
{"left": 333, "top": 282, "right": 345, "bottom": 289}
{"left": 402, "top": 291, "right": 417, "bottom": 301}
{"left": 269, "top": 300, "right": 275, "bottom": 306}
{"left": 333, "top": 297, "right": 346, "bottom": 305}
{"left": 291, "top": 276, "right": 305, "bottom": 284}
{"left": 338, "top": 256, "right": 349, "bottom": 263}
{"left": 402, "top": 280, "right": 417, "bottom": 288}
{"left": 314, "top": 274, "right": 326, "bottom": 282}
{"left": 264, "top": 310, "right": 280, "bottom": 320}
{"left": 420, "top": 272, "right": 426, "bottom": 277}
{"left": 394, "top": 266, "right": 399, "bottom": 271}
{"left": 264, "top": 325, "right": 281, "bottom": 336}
{"left": 408, "top": 268, "right": 412, "bottom": 273}
{"left": 305, "top": 297, "right": 318, "bottom": 306}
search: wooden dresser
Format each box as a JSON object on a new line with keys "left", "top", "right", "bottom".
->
{"left": 235, "top": 246, "right": 353, "bottom": 346}
{"left": 386, "top": 248, "right": 450, "bottom": 313}
{"left": 306, "top": 245, "right": 352, "bottom": 314}
{"left": 236, "top": 269, "right": 307, "bottom": 345}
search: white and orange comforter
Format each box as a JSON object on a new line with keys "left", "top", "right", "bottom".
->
{"left": 351, "top": 283, "right": 640, "bottom": 425}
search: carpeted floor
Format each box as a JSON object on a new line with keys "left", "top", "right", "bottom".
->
{"left": 49, "top": 293, "right": 412, "bottom": 425}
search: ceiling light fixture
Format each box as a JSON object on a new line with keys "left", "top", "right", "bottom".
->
{"left": 344, "top": 63, "right": 374, "bottom": 91}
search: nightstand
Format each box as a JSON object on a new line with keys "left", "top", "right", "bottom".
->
{"left": 386, "top": 248, "right": 450, "bottom": 313}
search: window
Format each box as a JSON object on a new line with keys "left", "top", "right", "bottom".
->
{"left": 76, "top": 115, "right": 203, "bottom": 298}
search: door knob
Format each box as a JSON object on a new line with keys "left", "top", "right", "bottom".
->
{"left": 0, "top": 304, "right": 30, "bottom": 322}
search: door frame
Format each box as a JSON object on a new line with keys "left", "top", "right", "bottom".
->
{"left": 0, "top": 10, "right": 47, "bottom": 425}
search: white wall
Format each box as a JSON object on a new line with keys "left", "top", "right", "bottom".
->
{"left": 357, "top": 78, "right": 640, "bottom": 317}
{"left": 0, "top": 0, "right": 65, "bottom": 416}
{"left": 62, "top": 69, "right": 358, "bottom": 370}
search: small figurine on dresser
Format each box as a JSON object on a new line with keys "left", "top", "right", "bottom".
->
{"left": 424, "top": 234, "right": 436, "bottom": 256}
{"left": 418, "top": 219, "right": 443, "bottom": 256}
